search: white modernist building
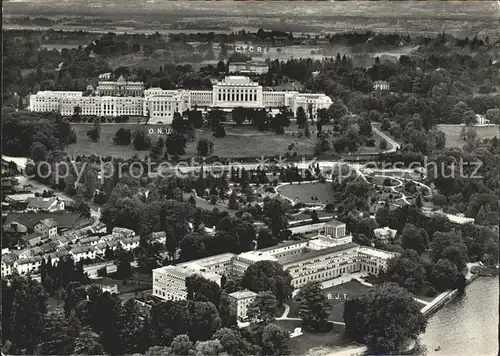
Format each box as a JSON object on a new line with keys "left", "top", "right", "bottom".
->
{"left": 29, "top": 76, "right": 332, "bottom": 124}
{"left": 152, "top": 219, "right": 398, "bottom": 305}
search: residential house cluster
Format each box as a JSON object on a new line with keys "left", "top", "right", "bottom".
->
{"left": 1, "top": 211, "right": 139, "bottom": 277}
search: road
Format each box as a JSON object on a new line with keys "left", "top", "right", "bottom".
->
{"left": 371, "top": 124, "right": 400, "bottom": 153}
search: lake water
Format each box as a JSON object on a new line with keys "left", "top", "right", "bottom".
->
{"left": 421, "top": 277, "right": 499, "bottom": 356}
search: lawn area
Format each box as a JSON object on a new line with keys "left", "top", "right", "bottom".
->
{"left": 288, "top": 280, "right": 370, "bottom": 323}
{"left": 273, "top": 319, "right": 355, "bottom": 356}
{"left": 277, "top": 181, "right": 335, "bottom": 205}
{"left": 188, "top": 129, "right": 317, "bottom": 159}
{"left": 66, "top": 123, "right": 165, "bottom": 159}
{"left": 289, "top": 329, "right": 355, "bottom": 356}
{"left": 436, "top": 124, "right": 499, "bottom": 148}
{"left": 66, "top": 123, "right": 318, "bottom": 159}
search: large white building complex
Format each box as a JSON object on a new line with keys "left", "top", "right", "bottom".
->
{"left": 29, "top": 75, "right": 332, "bottom": 124}
{"left": 152, "top": 219, "right": 398, "bottom": 313}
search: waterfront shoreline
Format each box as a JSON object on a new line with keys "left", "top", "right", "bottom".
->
{"left": 326, "top": 265, "right": 487, "bottom": 355}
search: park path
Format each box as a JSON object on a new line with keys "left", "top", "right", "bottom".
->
{"left": 277, "top": 304, "right": 291, "bottom": 319}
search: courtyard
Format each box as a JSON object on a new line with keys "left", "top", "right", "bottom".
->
{"left": 287, "top": 280, "right": 371, "bottom": 323}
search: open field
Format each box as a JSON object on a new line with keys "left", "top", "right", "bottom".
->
{"left": 66, "top": 123, "right": 318, "bottom": 159}
{"left": 288, "top": 280, "right": 370, "bottom": 323}
{"left": 277, "top": 182, "right": 334, "bottom": 205}
{"left": 436, "top": 125, "right": 499, "bottom": 148}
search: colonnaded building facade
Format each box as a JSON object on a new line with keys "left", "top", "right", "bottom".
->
{"left": 152, "top": 219, "right": 398, "bottom": 307}
{"left": 29, "top": 75, "right": 332, "bottom": 124}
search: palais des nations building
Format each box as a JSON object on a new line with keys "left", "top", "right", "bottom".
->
{"left": 29, "top": 75, "right": 333, "bottom": 123}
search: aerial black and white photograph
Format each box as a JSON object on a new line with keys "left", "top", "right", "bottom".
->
{"left": 1, "top": 0, "right": 499, "bottom": 355}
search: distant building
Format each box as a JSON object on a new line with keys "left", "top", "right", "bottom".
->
{"left": 228, "top": 290, "right": 258, "bottom": 321}
{"left": 476, "top": 114, "right": 491, "bottom": 125}
{"left": 1, "top": 179, "right": 17, "bottom": 194}
{"left": 26, "top": 197, "right": 65, "bottom": 212}
{"left": 421, "top": 209, "right": 476, "bottom": 225}
{"left": 374, "top": 227, "right": 397, "bottom": 243}
{"left": 228, "top": 61, "right": 269, "bottom": 75}
{"left": 70, "top": 245, "right": 96, "bottom": 262}
{"left": 5, "top": 193, "right": 36, "bottom": 203}
{"left": 120, "top": 236, "right": 140, "bottom": 251}
{"left": 373, "top": 80, "right": 390, "bottom": 91}
{"left": 96, "top": 75, "right": 144, "bottom": 97}
{"left": 3, "top": 212, "right": 92, "bottom": 234}
{"left": 93, "top": 278, "right": 119, "bottom": 294}
{"left": 98, "top": 72, "right": 112, "bottom": 81}
{"left": 1, "top": 254, "right": 16, "bottom": 277}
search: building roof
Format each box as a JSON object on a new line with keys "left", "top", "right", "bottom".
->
{"left": 122, "top": 236, "right": 140, "bottom": 245}
{"left": 31, "top": 247, "right": 44, "bottom": 256}
{"left": 4, "top": 212, "right": 90, "bottom": 230}
{"left": 55, "top": 235, "right": 71, "bottom": 245}
{"left": 17, "top": 256, "right": 43, "bottom": 265}
{"left": 257, "top": 239, "right": 309, "bottom": 253}
{"left": 324, "top": 219, "right": 346, "bottom": 227}
{"left": 56, "top": 250, "right": 71, "bottom": 258}
{"left": 20, "top": 232, "right": 43, "bottom": 243}
{"left": 287, "top": 223, "right": 326, "bottom": 235}
{"left": 95, "top": 242, "right": 107, "bottom": 250}
{"left": 37, "top": 218, "right": 59, "bottom": 228}
{"left": 229, "top": 290, "right": 258, "bottom": 300}
{"left": 151, "top": 231, "right": 166, "bottom": 240}
{"left": 219, "top": 76, "right": 256, "bottom": 85}
{"left": 27, "top": 197, "right": 59, "bottom": 209}
{"left": 358, "top": 246, "right": 398, "bottom": 260}
{"left": 71, "top": 246, "right": 84, "bottom": 254}
{"left": 79, "top": 235, "right": 100, "bottom": 245}
{"left": 41, "top": 241, "right": 58, "bottom": 253}
{"left": 112, "top": 227, "right": 135, "bottom": 236}
{"left": 230, "top": 61, "right": 268, "bottom": 67}
{"left": 5, "top": 193, "right": 36, "bottom": 202}
{"left": 279, "top": 242, "right": 359, "bottom": 266}
{"left": 93, "top": 277, "right": 119, "bottom": 287}
{"left": 106, "top": 240, "right": 120, "bottom": 247}
{"left": 2, "top": 253, "right": 17, "bottom": 265}
{"left": 237, "top": 251, "right": 277, "bottom": 263}
{"left": 178, "top": 252, "right": 236, "bottom": 269}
